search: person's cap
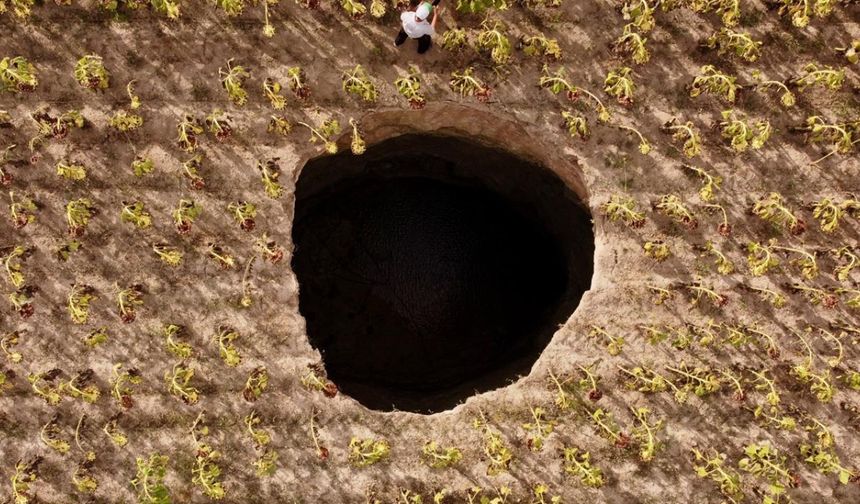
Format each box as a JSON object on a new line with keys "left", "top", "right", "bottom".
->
{"left": 416, "top": 3, "right": 431, "bottom": 20}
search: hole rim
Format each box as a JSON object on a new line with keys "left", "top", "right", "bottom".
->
{"left": 288, "top": 105, "right": 595, "bottom": 416}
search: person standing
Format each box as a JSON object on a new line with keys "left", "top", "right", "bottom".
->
{"left": 395, "top": 0, "right": 443, "bottom": 54}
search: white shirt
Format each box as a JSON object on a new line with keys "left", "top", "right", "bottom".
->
{"left": 401, "top": 12, "right": 435, "bottom": 39}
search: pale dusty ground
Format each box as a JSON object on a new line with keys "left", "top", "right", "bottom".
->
{"left": 1, "top": 1, "right": 860, "bottom": 503}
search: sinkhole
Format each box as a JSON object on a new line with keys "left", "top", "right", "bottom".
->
{"left": 292, "top": 134, "right": 593, "bottom": 413}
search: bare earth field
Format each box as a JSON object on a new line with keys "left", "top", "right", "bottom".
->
{"left": 1, "top": 0, "right": 860, "bottom": 503}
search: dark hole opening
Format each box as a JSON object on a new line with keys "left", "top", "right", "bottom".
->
{"left": 292, "top": 134, "right": 593, "bottom": 413}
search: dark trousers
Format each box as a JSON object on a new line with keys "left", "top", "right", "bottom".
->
{"left": 395, "top": 29, "right": 432, "bottom": 54}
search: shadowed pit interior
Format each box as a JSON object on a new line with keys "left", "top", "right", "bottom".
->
{"left": 292, "top": 134, "right": 593, "bottom": 413}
